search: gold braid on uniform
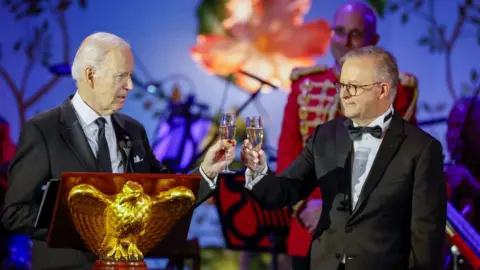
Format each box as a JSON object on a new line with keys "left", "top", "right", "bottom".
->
{"left": 399, "top": 72, "right": 419, "bottom": 121}
{"left": 290, "top": 65, "right": 328, "bottom": 81}
{"left": 290, "top": 65, "right": 328, "bottom": 224}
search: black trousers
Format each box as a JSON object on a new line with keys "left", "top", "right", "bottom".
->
{"left": 292, "top": 256, "right": 310, "bottom": 270}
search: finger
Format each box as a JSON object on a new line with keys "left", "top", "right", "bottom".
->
{"left": 213, "top": 140, "right": 224, "bottom": 151}
{"left": 244, "top": 139, "right": 253, "bottom": 149}
{"left": 225, "top": 146, "right": 236, "bottom": 155}
{"left": 258, "top": 150, "right": 266, "bottom": 161}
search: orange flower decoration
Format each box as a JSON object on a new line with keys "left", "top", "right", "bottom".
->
{"left": 191, "top": 0, "right": 331, "bottom": 93}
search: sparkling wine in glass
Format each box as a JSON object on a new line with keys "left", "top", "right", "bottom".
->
{"left": 246, "top": 116, "right": 266, "bottom": 174}
{"left": 219, "top": 112, "right": 236, "bottom": 174}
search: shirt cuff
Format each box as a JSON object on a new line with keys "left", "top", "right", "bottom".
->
{"left": 199, "top": 165, "right": 218, "bottom": 190}
{"left": 245, "top": 165, "right": 268, "bottom": 190}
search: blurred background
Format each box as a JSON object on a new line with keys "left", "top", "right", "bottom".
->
{"left": 0, "top": 0, "right": 479, "bottom": 269}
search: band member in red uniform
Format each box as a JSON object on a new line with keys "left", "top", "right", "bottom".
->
{"left": 277, "top": 2, "right": 419, "bottom": 269}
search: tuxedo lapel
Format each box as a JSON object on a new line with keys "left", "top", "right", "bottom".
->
{"left": 112, "top": 114, "right": 133, "bottom": 172}
{"left": 59, "top": 98, "right": 99, "bottom": 172}
{"left": 336, "top": 118, "right": 353, "bottom": 169}
{"left": 348, "top": 111, "right": 406, "bottom": 221}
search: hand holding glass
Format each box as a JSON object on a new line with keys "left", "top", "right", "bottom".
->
{"left": 219, "top": 113, "right": 236, "bottom": 174}
{"left": 246, "top": 116, "right": 266, "bottom": 175}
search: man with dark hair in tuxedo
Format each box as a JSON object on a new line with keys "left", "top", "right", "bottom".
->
{"left": 241, "top": 46, "right": 446, "bottom": 270}
{"left": 1, "top": 32, "right": 235, "bottom": 270}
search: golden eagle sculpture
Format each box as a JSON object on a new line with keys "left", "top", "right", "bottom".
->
{"left": 67, "top": 180, "right": 195, "bottom": 261}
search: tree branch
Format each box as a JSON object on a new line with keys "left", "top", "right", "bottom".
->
{"left": 24, "top": 76, "right": 60, "bottom": 108}
{"left": 58, "top": 12, "right": 70, "bottom": 62}
{"left": 20, "top": 29, "right": 48, "bottom": 94}
{"left": 411, "top": 0, "right": 473, "bottom": 100}
{"left": 0, "top": 64, "right": 21, "bottom": 99}
{"left": 448, "top": 4, "right": 467, "bottom": 48}
{"left": 24, "top": 10, "right": 70, "bottom": 110}
{"left": 442, "top": 1, "right": 469, "bottom": 100}
{"left": 445, "top": 48, "right": 457, "bottom": 100}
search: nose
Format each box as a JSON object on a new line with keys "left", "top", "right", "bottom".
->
{"left": 340, "top": 88, "right": 351, "bottom": 100}
{"left": 125, "top": 75, "right": 133, "bottom": 90}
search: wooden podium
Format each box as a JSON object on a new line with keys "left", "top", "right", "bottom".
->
{"left": 40, "top": 172, "right": 201, "bottom": 269}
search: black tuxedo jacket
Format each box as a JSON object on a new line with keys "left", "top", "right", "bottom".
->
{"left": 1, "top": 97, "right": 214, "bottom": 270}
{"left": 249, "top": 111, "right": 447, "bottom": 270}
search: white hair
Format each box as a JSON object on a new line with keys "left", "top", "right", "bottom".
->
{"left": 71, "top": 32, "right": 131, "bottom": 81}
{"left": 340, "top": 46, "right": 399, "bottom": 103}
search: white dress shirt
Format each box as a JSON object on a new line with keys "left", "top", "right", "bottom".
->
{"left": 71, "top": 92, "right": 124, "bottom": 173}
{"left": 350, "top": 105, "right": 393, "bottom": 208}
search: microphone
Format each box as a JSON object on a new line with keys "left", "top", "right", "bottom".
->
{"left": 120, "top": 140, "right": 133, "bottom": 173}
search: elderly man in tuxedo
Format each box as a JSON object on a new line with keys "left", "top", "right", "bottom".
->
{"left": 1, "top": 32, "right": 234, "bottom": 270}
{"left": 240, "top": 46, "right": 446, "bottom": 270}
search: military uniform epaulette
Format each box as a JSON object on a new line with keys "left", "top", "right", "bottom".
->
{"left": 399, "top": 72, "right": 418, "bottom": 88}
{"left": 290, "top": 65, "right": 328, "bottom": 81}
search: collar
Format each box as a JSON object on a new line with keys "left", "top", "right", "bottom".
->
{"left": 352, "top": 105, "right": 394, "bottom": 131}
{"left": 71, "top": 91, "right": 112, "bottom": 128}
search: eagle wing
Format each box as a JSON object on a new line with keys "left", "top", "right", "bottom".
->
{"left": 136, "top": 186, "right": 195, "bottom": 253}
{"left": 67, "top": 184, "right": 112, "bottom": 255}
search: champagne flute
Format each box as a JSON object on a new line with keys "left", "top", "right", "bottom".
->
{"left": 219, "top": 112, "right": 236, "bottom": 174}
{"left": 246, "top": 116, "right": 266, "bottom": 175}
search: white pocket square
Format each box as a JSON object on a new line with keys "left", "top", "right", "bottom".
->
{"left": 133, "top": 155, "right": 143, "bottom": 163}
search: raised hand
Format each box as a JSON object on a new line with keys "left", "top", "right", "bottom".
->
{"left": 201, "top": 140, "right": 237, "bottom": 178}
{"left": 240, "top": 139, "right": 266, "bottom": 173}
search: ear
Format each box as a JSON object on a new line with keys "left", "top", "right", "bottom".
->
{"left": 379, "top": 82, "right": 390, "bottom": 100}
{"left": 85, "top": 67, "right": 95, "bottom": 88}
{"left": 372, "top": 33, "right": 379, "bottom": 45}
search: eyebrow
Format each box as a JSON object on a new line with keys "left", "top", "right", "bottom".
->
{"left": 340, "top": 80, "right": 362, "bottom": 84}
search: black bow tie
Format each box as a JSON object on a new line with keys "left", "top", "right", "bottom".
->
{"left": 347, "top": 125, "right": 383, "bottom": 140}
{"left": 345, "top": 110, "right": 393, "bottom": 140}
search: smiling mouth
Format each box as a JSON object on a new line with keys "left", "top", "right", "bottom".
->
{"left": 117, "top": 95, "right": 126, "bottom": 100}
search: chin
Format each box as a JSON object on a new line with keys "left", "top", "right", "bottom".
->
{"left": 341, "top": 106, "right": 356, "bottom": 117}
{"left": 112, "top": 104, "right": 125, "bottom": 112}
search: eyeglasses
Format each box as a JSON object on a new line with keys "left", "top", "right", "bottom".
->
{"left": 334, "top": 82, "right": 382, "bottom": 96}
{"left": 331, "top": 26, "right": 365, "bottom": 41}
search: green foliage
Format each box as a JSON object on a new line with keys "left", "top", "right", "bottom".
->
{"left": 196, "top": 0, "right": 229, "bottom": 36}
{"left": 3, "top": 0, "right": 87, "bottom": 20}
{"left": 385, "top": 0, "right": 480, "bottom": 100}
{"left": 2, "top": 0, "right": 88, "bottom": 67}
{"left": 366, "top": 0, "right": 387, "bottom": 17}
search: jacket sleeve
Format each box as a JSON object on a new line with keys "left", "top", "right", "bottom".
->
{"left": 247, "top": 133, "right": 318, "bottom": 210}
{"left": 409, "top": 139, "right": 447, "bottom": 269}
{"left": 1, "top": 122, "right": 49, "bottom": 240}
